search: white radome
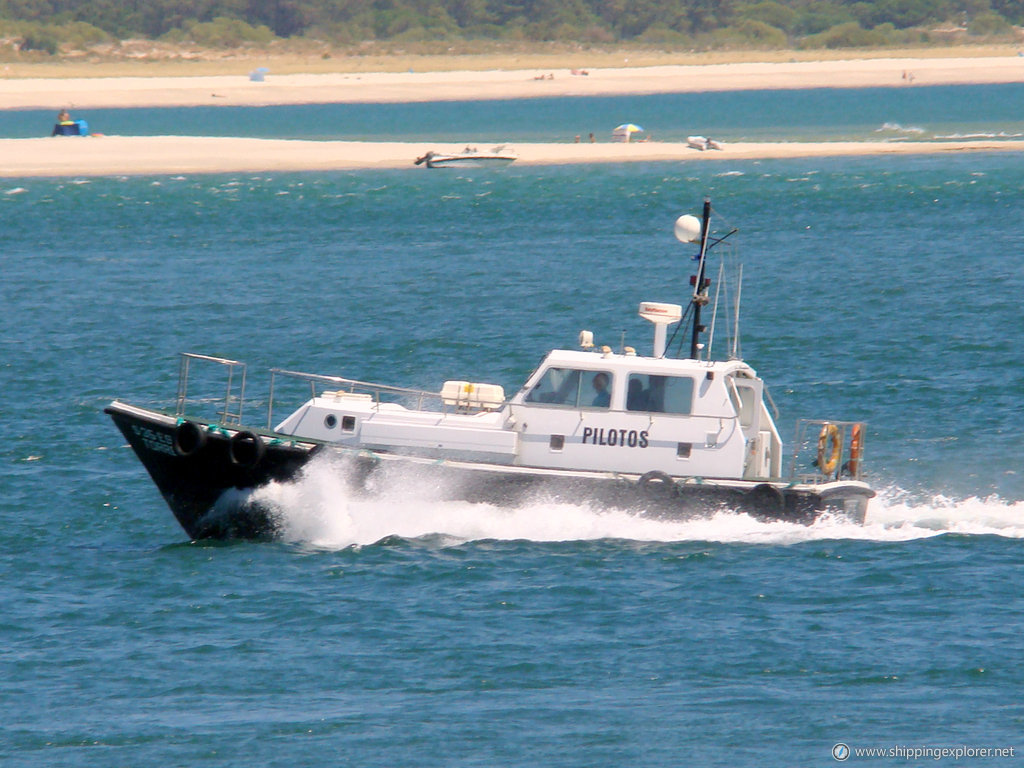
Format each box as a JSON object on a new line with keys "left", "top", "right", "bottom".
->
{"left": 674, "top": 214, "right": 702, "bottom": 243}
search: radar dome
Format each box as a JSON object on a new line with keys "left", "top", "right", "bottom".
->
{"left": 674, "top": 214, "right": 702, "bottom": 243}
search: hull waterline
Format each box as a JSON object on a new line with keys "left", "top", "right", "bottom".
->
{"left": 107, "top": 401, "right": 872, "bottom": 540}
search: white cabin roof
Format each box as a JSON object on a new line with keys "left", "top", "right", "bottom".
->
{"left": 536, "top": 348, "right": 759, "bottom": 379}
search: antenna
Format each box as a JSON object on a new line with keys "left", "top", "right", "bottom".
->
{"left": 674, "top": 199, "right": 738, "bottom": 361}
{"left": 730, "top": 263, "right": 743, "bottom": 360}
{"left": 675, "top": 199, "right": 712, "bottom": 360}
{"left": 705, "top": 261, "right": 725, "bottom": 361}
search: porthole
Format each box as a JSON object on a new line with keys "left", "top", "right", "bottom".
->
{"left": 324, "top": 414, "right": 338, "bottom": 429}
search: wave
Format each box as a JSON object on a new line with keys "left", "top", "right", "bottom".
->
{"left": 247, "top": 456, "right": 1024, "bottom": 550}
{"left": 875, "top": 122, "right": 926, "bottom": 135}
{"left": 932, "top": 131, "right": 1024, "bottom": 140}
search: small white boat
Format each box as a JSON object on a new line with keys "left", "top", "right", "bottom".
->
{"left": 414, "top": 146, "right": 517, "bottom": 168}
{"left": 107, "top": 199, "right": 873, "bottom": 539}
{"left": 687, "top": 136, "right": 724, "bottom": 151}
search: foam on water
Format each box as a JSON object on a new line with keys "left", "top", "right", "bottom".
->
{"left": 934, "top": 130, "right": 1024, "bottom": 139}
{"left": 875, "top": 121, "right": 926, "bottom": 135}
{"left": 248, "top": 455, "right": 1024, "bottom": 550}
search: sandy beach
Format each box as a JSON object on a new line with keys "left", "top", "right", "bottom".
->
{"left": 1, "top": 54, "right": 1023, "bottom": 176}
{"left": 3, "top": 55, "right": 1024, "bottom": 110}
{"left": 2, "top": 135, "right": 1023, "bottom": 178}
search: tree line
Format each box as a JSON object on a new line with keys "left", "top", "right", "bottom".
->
{"left": 2, "top": 0, "right": 1020, "bottom": 53}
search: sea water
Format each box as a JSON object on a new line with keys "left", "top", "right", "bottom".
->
{"left": 6, "top": 83, "right": 1024, "bottom": 142}
{"left": 2, "top": 140, "right": 1023, "bottom": 763}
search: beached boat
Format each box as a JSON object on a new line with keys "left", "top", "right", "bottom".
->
{"left": 414, "top": 146, "right": 517, "bottom": 168}
{"left": 106, "top": 200, "right": 873, "bottom": 539}
{"left": 687, "top": 136, "right": 724, "bottom": 151}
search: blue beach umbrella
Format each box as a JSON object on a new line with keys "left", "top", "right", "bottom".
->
{"left": 614, "top": 123, "right": 644, "bottom": 133}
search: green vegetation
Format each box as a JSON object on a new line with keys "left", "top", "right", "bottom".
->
{"left": 0, "top": 0, "right": 1020, "bottom": 55}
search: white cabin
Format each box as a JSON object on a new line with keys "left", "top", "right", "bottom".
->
{"left": 509, "top": 349, "right": 781, "bottom": 480}
{"left": 273, "top": 341, "right": 783, "bottom": 482}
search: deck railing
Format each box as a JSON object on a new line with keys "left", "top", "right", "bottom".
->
{"left": 175, "top": 353, "right": 247, "bottom": 426}
{"left": 173, "top": 353, "right": 512, "bottom": 433}
{"left": 266, "top": 368, "right": 441, "bottom": 430}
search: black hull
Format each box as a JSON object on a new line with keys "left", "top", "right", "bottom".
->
{"left": 107, "top": 402, "right": 872, "bottom": 540}
{"left": 106, "top": 403, "right": 320, "bottom": 539}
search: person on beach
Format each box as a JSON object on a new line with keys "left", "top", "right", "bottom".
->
{"left": 53, "top": 108, "right": 78, "bottom": 136}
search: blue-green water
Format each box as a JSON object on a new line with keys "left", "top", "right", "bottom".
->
{"left": 2, "top": 121, "right": 1024, "bottom": 763}
{"left": 7, "top": 83, "right": 1024, "bottom": 142}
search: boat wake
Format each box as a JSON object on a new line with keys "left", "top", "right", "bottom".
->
{"left": 245, "top": 454, "right": 1024, "bottom": 549}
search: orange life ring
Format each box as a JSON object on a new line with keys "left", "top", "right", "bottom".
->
{"left": 848, "top": 423, "right": 864, "bottom": 476}
{"left": 816, "top": 423, "right": 842, "bottom": 476}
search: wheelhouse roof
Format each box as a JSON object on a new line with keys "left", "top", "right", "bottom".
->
{"left": 537, "top": 348, "right": 758, "bottom": 378}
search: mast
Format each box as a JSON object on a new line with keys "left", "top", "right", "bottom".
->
{"left": 689, "top": 198, "right": 712, "bottom": 360}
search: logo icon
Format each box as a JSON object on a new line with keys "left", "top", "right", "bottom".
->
{"left": 832, "top": 743, "right": 851, "bottom": 761}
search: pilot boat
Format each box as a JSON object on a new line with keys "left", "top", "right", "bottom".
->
{"left": 106, "top": 200, "right": 873, "bottom": 539}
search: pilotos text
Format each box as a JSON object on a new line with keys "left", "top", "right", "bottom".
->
{"left": 581, "top": 427, "right": 649, "bottom": 448}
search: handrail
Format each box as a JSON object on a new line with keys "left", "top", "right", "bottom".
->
{"left": 173, "top": 354, "right": 509, "bottom": 432}
{"left": 176, "top": 353, "right": 247, "bottom": 425}
{"left": 270, "top": 368, "right": 437, "bottom": 399}
{"left": 267, "top": 368, "right": 442, "bottom": 429}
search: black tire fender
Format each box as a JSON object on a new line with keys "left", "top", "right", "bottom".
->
{"left": 747, "top": 483, "right": 786, "bottom": 516}
{"left": 172, "top": 420, "right": 207, "bottom": 458}
{"left": 638, "top": 470, "right": 678, "bottom": 498}
{"left": 228, "top": 430, "right": 265, "bottom": 469}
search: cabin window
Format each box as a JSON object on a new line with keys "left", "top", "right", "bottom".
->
{"left": 626, "top": 374, "right": 694, "bottom": 415}
{"left": 525, "top": 368, "right": 612, "bottom": 409}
